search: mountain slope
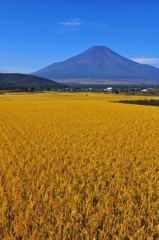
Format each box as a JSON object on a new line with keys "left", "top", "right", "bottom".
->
{"left": 0, "top": 73, "right": 64, "bottom": 89}
{"left": 32, "top": 46, "right": 159, "bottom": 83}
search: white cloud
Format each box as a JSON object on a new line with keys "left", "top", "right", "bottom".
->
{"left": 132, "top": 58, "right": 159, "bottom": 65}
{"left": 60, "top": 18, "right": 82, "bottom": 26}
{"left": 57, "top": 18, "right": 108, "bottom": 34}
{"left": 59, "top": 19, "right": 108, "bottom": 28}
{"left": 0, "top": 67, "right": 37, "bottom": 74}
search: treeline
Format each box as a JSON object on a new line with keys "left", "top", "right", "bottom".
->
{"left": 118, "top": 99, "right": 159, "bottom": 106}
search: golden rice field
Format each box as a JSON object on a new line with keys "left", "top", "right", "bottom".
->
{"left": 0, "top": 92, "right": 159, "bottom": 240}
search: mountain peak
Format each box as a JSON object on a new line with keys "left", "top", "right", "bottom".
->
{"left": 88, "top": 45, "right": 110, "bottom": 50}
{"left": 85, "top": 45, "right": 114, "bottom": 54}
{"left": 32, "top": 46, "right": 159, "bottom": 83}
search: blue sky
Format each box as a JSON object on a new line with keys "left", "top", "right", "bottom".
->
{"left": 0, "top": 0, "right": 159, "bottom": 73}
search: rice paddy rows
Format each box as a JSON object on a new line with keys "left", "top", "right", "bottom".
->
{"left": 0, "top": 92, "right": 159, "bottom": 239}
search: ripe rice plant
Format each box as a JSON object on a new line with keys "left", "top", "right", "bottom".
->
{"left": 0, "top": 92, "right": 159, "bottom": 239}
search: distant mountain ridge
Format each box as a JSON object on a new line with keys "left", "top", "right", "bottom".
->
{"left": 32, "top": 46, "right": 159, "bottom": 84}
{"left": 0, "top": 73, "right": 64, "bottom": 89}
